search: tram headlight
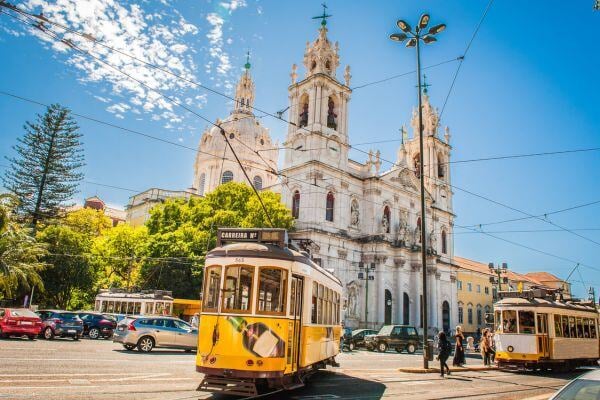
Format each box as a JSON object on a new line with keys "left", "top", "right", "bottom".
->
{"left": 507, "top": 345, "right": 514, "bottom": 353}
{"left": 246, "top": 359, "right": 255, "bottom": 366}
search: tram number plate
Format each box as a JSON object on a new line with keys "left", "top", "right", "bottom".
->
{"left": 235, "top": 257, "right": 245, "bottom": 263}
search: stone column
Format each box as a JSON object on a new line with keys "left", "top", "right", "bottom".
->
{"left": 396, "top": 264, "right": 403, "bottom": 324}
{"left": 315, "top": 84, "right": 322, "bottom": 128}
{"left": 308, "top": 85, "right": 317, "bottom": 127}
{"left": 377, "top": 263, "right": 384, "bottom": 327}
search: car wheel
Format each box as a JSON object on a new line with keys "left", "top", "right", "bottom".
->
{"left": 377, "top": 342, "right": 388, "bottom": 353}
{"left": 43, "top": 327, "right": 54, "bottom": 340}
{"left": 137, "top": 336, "right": 154, "bottom": 353}
{"left": 406, "top": 343, "right": 416, "bottom": 354}
{"left": 88, "top": 328, "right": 100, "bottom": 340}
{"left": 123, "top": 344, "right": 136, "bottom": 351}
{"left": 348, "top": 342, "right": 355, "bottom": 351}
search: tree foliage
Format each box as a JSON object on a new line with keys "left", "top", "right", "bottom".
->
{"left": 0, "top": 195, "right": 46, "bottom": 300}
{"left": 3, "top": 104, "right": 84, "bottom": 227}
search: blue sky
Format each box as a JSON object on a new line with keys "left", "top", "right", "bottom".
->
{"left": 1, "top": 1, "right": 599, "bottom": 299}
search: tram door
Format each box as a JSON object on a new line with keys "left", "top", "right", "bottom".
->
{"left": 537, "top": 313, "right": 549, "bottom": 358}
{"left": 288, "top": 275, "right": 304, "bottom": 373}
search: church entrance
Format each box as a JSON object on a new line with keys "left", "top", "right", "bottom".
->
{"left": 442, "top": 301, "right": 450, "bottom": 332}
{"left": 384, "top": 289, "right": 392, "bottom": 325}
{"left": 403, "top": 292, "right": 410, "bottom": 325}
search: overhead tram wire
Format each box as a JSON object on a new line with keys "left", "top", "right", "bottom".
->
{"left": 2, "top": 9, "right": 278, "bottom": 226}
{"left": 438, "top": 0, "right": 495, "bottom": 121}
{"left": 5, "top": 7, "right": 600, "bottom": 250}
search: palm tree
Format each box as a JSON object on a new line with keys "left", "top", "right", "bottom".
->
{"left": 0, "top": 195, "right": 46, "bottom": 299}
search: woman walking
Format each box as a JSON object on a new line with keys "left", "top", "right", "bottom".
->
{"left": 437, "top": 331, "right": 452, "bottom": 377}
{"left": 480, "top": 328, "right": 490, "bottom": 366}
{"left": 452, "top": 326, "right": 466, "bottom": 367}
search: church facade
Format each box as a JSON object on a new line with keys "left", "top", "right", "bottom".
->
{"left": 193, "top": 22, "right": 458, "bottom": 333}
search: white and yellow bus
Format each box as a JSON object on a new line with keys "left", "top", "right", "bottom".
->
{"left": 196, "top": 228, "right": 343, "bottom": 397}
{"left": 494, "top": 289, "right": 599, "bottom": 371}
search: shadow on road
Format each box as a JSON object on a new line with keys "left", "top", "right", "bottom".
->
{"left": 113, "top": 348, "right": 196, "bottom": 355}
{"left": 206, "top": 370, "right": 387, "bottom": 400}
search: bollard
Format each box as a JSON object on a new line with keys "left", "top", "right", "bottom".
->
{"left": 427, "top": 339, "right": 434, "bottom": 361}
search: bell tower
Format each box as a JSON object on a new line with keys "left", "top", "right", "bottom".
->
{"left": 283, "top": 7, "right": 352, "bottom": 169}
{"left": 232, "top": 52, "right": 255, "bottom": 116}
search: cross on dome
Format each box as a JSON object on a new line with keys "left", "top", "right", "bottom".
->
{"left": 304, "top": 4, "right": 339, "bottom": 78}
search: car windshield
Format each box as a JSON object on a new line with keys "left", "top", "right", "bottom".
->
{"left": 378, "top": 326, "right": 394, "bottom": 336}
{"left": 10, "top": 309, "right": 38, "bottom": 318}
{"left": 555, "top": 378, "right": 600, "bottom": 400}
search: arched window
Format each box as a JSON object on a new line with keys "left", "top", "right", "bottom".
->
{"left": 325, "top": 192, "right": 334, "bottom": 222}
{"left": 327, "top": 96, "right": 337, "bottom": 130}
{"left": 292, "top": 190, "right": 300, "bottom": 219}
{"left": 476, "top": 304, "right": 483, "bottom": 326}
{"left": 383, "top": 205, "right": 391, "bottom": 233}
{"left": 467, "top": 305, "right": 473, "bottom": 325}
{"left": 221, "top": 170, "right": 233, "bottom": 184}
{"left": 441, "top": 230, "right": 447, "bottom": 254}
{"left": 413, "top": 153, "right": 421, "bottom": 179}
{"left": 350, "top": 198, "right": 359, "bottom": 226}
{"left": 437, "top": 154, "right": 445, "bottom": 178}
{"left": 442, "top": 301, "right": 450, "bottom": 332}
{"left": 198, "top": 173, "right": 206, "bottom": 196}
{"left": 299, "top": 94, "right": 309, "bottom": 128}
{"left": 458, "top": 302, "right": 464, "bottom": 324}
{"left": 253, "top": 175, "right": 262, "bottom": 190}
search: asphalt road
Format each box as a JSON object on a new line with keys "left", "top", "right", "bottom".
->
{"left": 0, "top": 336, "right": 586, "bottom": 400}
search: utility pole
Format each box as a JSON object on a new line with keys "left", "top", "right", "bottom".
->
{"left": 358, "top": 262, "right": 375, "bottom": 328}
{"left": 390, "top": 14, "right": 446, "bottom": 369}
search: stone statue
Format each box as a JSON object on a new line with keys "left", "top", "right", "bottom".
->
{"left": 444, "top": 126, "right": 451, "bottom": 143}
{"left": 347, "top": 284, "right": 358, "bottom": 317}
{"left": 382, "top": 213, "right": 390, "bottom": 234}
{"left": 299, "top": 102, "right": 308, "bottom": 127}
{"left": 414, "top": 223, "right": 422, "bottom": 245}
{"left": 398, "top": 210, "right": 408, "bottom": 242}
{"left": 374, "top": 150, "right": 381, "bottom": 175}
{"left": 344, "top": 65, "right": 351, "bottom": 86}
{"left": 429, "top": 231, "right": 437, "bottom": 251}
{"left": 350, "top": 200, "right": 359, "bottom": 227}
{"left": 327, "top": 98, "right": 337, "bottom": 129}
{"left": 290, "top": 63, "right": 298, "bottom": 84}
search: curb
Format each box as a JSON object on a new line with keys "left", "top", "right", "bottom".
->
{"left": 398, "top": 365, "right": 498, "bottom": 373}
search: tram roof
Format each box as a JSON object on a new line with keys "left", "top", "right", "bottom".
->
{"left": 206, "top": 242, "right": 342, "bottom": 286}
{"left": 495, "top": 296, "right": 598, "bottom": 313}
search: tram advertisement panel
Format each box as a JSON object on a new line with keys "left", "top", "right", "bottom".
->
{"left": 226, "top": 316, "right": 285, "bottom": 358}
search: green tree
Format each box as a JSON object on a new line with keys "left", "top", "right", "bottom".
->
{"left": 140, "top": 182, "right": 293, "bottom": 298}
{"left": 0, "top": 195, "right": 46, "bottom": 300}
{"left": 36, "top": 209, "right": 111, "bottom": 309}
{"left": 3, "top": 104, "right": 84, "bottom": 228}
{"left": 92, "top": 225, "right": 149, "bottom": 290}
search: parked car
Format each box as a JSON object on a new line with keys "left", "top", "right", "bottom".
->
{"left": 347, "top": 329, "right": 378, "bottom": 350}
{"left": 78, "top": 312, "right": 117, "bottom": 339}
{"left": 548, "top": 369, "right": 600, "bottom": 400}
{"left": 113, "top": 316, "right": 198, "bottom": 353}
{"left": 0, "top": 308, "right": 43, "bottom": 340}
{"left": 36, "top": 310, "right": 83, "bottom": 340}
{"left": 364, "top": 325, "right": 421, "bottom": 353}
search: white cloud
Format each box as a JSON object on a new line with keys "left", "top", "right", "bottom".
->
{"left": 16, "top": 0, "right": 201, "bottom": 124}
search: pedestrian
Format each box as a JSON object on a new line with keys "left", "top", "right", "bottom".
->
{"left": 487, "top": 330, "right": 496, "bottom": 365}
{"left": 452, "top": 325, "right": 465, "bottom": 367}
{"left": 437, "top": 331, "right": 452, "bottom": 377}
{"left": 480, "top": 328, "right": 490, "bottom": 366}
{"left": 191, "top": 313, "right": 199, "bottom": 328}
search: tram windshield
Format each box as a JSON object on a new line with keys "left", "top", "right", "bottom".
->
{"left": 502, "top": 310, "right": 517, "bottom": 333}
{"left": 222, "top": 266, "right": 254, "bottom": 312}
{"left": 257, "top": 268, "right": 287, "bottom": 315}
{"left": 519, "top": 311, "right": 535, "bottom": 334}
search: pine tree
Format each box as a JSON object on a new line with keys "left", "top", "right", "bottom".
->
{"left": 3, "top": 104, "right": 84, "bottom": 228}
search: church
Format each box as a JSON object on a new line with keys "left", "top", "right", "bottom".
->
{"left": 192, "top": 19, "right": 458, "bottom": 333}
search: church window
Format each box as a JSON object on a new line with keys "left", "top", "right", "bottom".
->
{"left": 221, "top": 171, "right": 233, "bottom": 184}
{"left": 253, "top": 176, "right": 262, "bottom": 190}
{"left": 325, "top": 59, "right": 331, "bottom": 73}
{"left": 292, "top": 191, "right": 300, "bottom": 219}
{"left": 311, "top": 60, "right": 316, "bottom": 71}
{"left": 260, "top": 138, "right": 265, "bottom": 145}
{"left": 413, "top": 154, "right": 421, "bottom": 179}
{"left": 198, "top": 173, "right": 206, "bottom": 196}
{"left": 383, "top": 206, "right": 391, "bottom": 233}
{"left": 325, "top": 192, "right": 334, "bottom": 222}
{"left": 327, "top": 96, "right": 337, "bottom": 130}
{"left": 441, "top": 230, "right": 447, "bottom": 254}
{"left": 229, "top": 132, "right": 235, "bottom": 139}
{"left": 437, "top": 154, "right": 445, "bottom": 179}
{"left": 299, "top": 94, "right": 309, "bottom": 128}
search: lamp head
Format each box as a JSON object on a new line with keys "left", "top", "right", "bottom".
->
{"left": 419, "top": 13, "right": 430, "bottom": 29}
{"left": 405, "top": 38, "right": 417, "bottom": 48}
{"left": 422, "top": 35, "right": 437, "bottom": 44}
{"left": 389, "top": 33, "right": 408, "bottom": 43}
{"left": 428, "top": 23, "right": 446, "bottom": 35}
{"left": 397, "top": 19, "right": 411, "bottom": 32}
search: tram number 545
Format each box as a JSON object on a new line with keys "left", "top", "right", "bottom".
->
{"left": 234, "top": 257, "right": 245, "bottom": 263}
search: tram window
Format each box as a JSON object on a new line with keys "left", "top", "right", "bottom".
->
{"left": 317, "top": 284, "right": 324, "bottom": 324}
{"left": 290, "top": 279, "right": 296, "bottom": 316}
{"left": 590, "top": 320, "right": 597, "bottom": 339}
{"left": 222, "top": 266, "right": 254, "bottom": 313}
{"left": 203, "top": 266, "right": 222, "bottom": 312}
{"left": 311, "top": 282, "right": 318, "bottom": 324}
{"left": 502, "top": 310, "right": 517, "bottom": 333}
{"left": 569, "top": 317, "right": 576, "bottom": 339}
{"left": 536, "top": 314, "right": 548, "bottom": 334}
{"left": 518, "top": 311, "right": 535, "bottom": 334}
{"left": 562, "top": 316, "right": 570, "bottom": 338}
{"left": 554, "top": 315, "right": 563, "bottom": 337}
{"left": 495, "top": 311, "right": 502, "bottom": 332}
{"left": 257, "top": 267, "right": 287, "bottom": 315}
{"left": 576, "top": 318, "right": 584, "bottom": 338}
{"left": 583, "top": 318, "right": 591, "bottom": 338}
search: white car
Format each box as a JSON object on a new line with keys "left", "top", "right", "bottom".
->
{"left": 549, "top": 369, "right": 600, "bottom": 400}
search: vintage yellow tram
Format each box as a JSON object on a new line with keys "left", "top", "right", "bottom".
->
{"left": 196, "top": 228, "right": 343, "bottom": 396}
{"left": 493, "top": 289, "right": 599, "bottom": 371}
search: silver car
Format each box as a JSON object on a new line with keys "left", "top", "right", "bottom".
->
{"left": 549, "top": 369, "right": 600, "bottom": 400}
{"left": 113, "top": 316, "right": 198, "bottom": 353}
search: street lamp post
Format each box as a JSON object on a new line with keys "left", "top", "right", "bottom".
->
{"left": 390, "top": 14, "right": 445, "bottom": 370}
{"left": 358, "top": 262, "right": 375, "bottom": 328}
{"left": 488, "top": 262, "right": 509, "bottom": 298}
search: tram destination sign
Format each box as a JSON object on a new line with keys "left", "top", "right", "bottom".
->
{"left": 217, "top": 228, "right": 287, "bottom": 247}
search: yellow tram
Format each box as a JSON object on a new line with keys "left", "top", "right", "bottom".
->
{"left": 196, "top": 228, "right": 343, "bottom": 396}
{"left": 493, "top": 289, "right": 599, "bottom": 371}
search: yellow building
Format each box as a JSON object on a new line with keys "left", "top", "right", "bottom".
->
{"left": 454, "top": 257, "right": 496, "bottom": 335}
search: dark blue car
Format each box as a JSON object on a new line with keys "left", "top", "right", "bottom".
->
{"left": 36, "top": 310, "right": 83, "bottom": 340}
